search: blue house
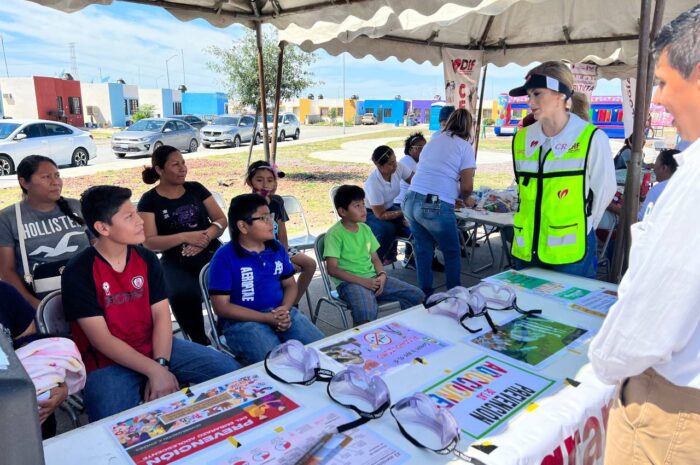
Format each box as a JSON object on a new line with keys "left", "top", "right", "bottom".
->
{"left": 182, "top": 92, "right": 228, "bottom": 116}
{"left": 360, "top": 99, "right": 409, "bottom": 125}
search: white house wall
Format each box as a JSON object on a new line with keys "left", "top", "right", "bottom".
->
{"left": 81, "top": 83, "right": 112, "bottom": 127}
{"left": 0, "top": 77, "right": 39, "bottom": 119}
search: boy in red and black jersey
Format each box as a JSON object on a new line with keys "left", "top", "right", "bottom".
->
{"left": 62, "top": 185, "right": 240, "bottom": 422}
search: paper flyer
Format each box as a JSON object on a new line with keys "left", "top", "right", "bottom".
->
{"left": 466, "top": 315, "right": 590, "bottom": 368}
{"left": 208, "top": 406, "right": 409, "bottom": 465}
{"left": 106, "top": 374, "right": 299, "bottom": 465}
{"left": 484, "top": 270, "right": 592, "bottom": 302}
{"left": 318, "top": 322, "right": 450, "bottom": 375}
{"left": 424, "top": 356, "right": 556, "bottom": 440}
{"left": 569, "top": 289, "right": 618, "bottom": 317}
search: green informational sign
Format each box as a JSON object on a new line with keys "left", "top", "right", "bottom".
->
{"left": 466, "top": 315, "right": 589, "bottom": 368}
{"left": 485, "top": 270, "right": 591, "bottom": 301}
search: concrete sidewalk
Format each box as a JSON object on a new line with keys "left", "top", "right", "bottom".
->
{"left": 310, "top": 137, "right": 511, "bottom": 165}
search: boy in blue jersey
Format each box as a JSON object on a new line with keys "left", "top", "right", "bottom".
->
{"left": 208, "top": 194, "right": 323, "bottom": 364}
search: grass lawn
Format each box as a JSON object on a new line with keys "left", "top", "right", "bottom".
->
{"left": 0, "top": 128, "right": 513, "bottom": 235}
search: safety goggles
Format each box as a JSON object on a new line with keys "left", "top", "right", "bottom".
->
{"left": 471, "top": 282, "right": 542, "bottom": 317}
{"left": 425, "top": 286, "right": 497, "bottom": 333}
{"left": 264, "top": 340, "right": 390, "bottom": 432}
{"left": 265, "top": 341, "right": 473, "bottom": 459}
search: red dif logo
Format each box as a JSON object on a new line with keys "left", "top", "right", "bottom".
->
{"left": 558, "top": 189, "right": 569, "bottom": 199}
{"left": 531, "top": 140, "right": 539, "bottom": 148}
{"left": 451, "top": 58, "right": 477, "bottom": 75}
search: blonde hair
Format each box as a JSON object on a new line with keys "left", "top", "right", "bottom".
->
{"left": 527, "top": 61, "right": 574, "bottom": 90}
{"left": 569, "top": 92, "right": 591, "bottom": 122}
{"left": 442, "top": 108, "right": 473, "bottom": 141}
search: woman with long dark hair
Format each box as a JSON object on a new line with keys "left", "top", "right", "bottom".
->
{"left": 0, "top": 155, "right": 90, "bottom": 308}
{"left": 138, "top": 145, "right": 227, "bottom": 345}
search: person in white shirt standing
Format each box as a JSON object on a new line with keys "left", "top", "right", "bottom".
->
{"left": 589, "top": 6, "right": 700, "bottom": 464}
{"left": 364, "top": 145, "right": 414, "bottom": 264}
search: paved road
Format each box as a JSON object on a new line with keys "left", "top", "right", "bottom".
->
{"left": 0, "top": 123, "right": 397, "bottom": 188}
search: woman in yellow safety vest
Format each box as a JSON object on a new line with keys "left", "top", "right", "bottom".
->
{"left": 508, "top": 61, "right": 616, "bottom": 278}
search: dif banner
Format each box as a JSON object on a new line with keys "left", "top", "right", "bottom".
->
{"left": 442, "top": 48, "right": 483, "bottom": 117}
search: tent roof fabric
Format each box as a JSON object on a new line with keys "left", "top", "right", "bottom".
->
{"left": 276, "top": 0, "right": 695, "bottom": 78}
{"left": 31, "top": 0, "right": 694, "bottom": 77}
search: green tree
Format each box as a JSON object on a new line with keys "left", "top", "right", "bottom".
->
{"left": 328, "top": 107, "right": 337, "bottom": 123}
{"left": 131, "top": 104, "right": 155, "bottom": 122}
{"left": 206, "top": 28, "right": 319, "bottom": 109}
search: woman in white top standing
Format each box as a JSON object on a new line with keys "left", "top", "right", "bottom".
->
{"left": 364, "top": 145, "right": 413, "bottom": 264}
{"left": 403, "top": 109, "right": 476, "bottom": 296}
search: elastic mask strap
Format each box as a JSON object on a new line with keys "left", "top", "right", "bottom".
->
{"left": 389, "top": 406, "right": 458, "bottom": 456}
{"left": 424, "top": 295, "right": 458, "bottom": 309}
{"left": 459, "top": 309, "right": 499, "bottom": 334}
{"left": 327, "top": 382, "right": 390, "bottom": 429}
{"left": 263, "top": 352, "right": 328, "bottom": 386}
{"left": 513, "top": 297, "right": 542, "bottom": 316}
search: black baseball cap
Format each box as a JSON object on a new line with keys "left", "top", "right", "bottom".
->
{"left": 509, "top": 73, "right": 573, "bottom": 98}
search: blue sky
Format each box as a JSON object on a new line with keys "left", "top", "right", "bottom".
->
{"left": 0, "top": 0, "right": 621, "bottom": 100}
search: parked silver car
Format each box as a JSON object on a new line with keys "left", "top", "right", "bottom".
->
{"left": 257, "top": 113, "right": 301, "bottom": 142}
{"left": 111, "top": 118, "right": 200, "bottom": 158}
{"left": 0, "top": 119, "right": 97, "bottom": 175}
{"left": 171, "top": 115, "right": 207, "bottom": 131}
{"left": 201, "top": 115, "right": 257, "bottom": 148}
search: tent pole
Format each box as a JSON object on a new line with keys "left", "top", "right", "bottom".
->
{"left": 611, "top": 0, "right": 655, "bottom": 281}
{"left": 271, "top": 41, "right": 286, "bottom": 165}
{"left": 474, "top": 63, "right": 488, "bottom": 159}
{"left": 255, "top": 22, "right": 271, "bottom": 162}
{"left": 247, "top": 103, "right": 260, "bottom": 170}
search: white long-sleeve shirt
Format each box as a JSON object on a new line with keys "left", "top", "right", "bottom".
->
{"left": 589, "top": 137, "right": 700, "bottom": 388}
{"left": 525, "top": 114, "right": 617, "bottom": 232}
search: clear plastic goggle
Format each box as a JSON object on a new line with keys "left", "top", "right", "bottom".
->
{"left": 265, "top": 341, "right": 479, "bottom": 461}
{"left": 470, "top": 283, "right": 542, "bottom": 316}
{"left": 264, "top": 340, "right": 390, "bottom": 432}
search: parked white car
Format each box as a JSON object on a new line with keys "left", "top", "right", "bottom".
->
{"left": 111, "top": 118, "right": 200, "bottom": 158}
{"left": 0, "top": 119, "right": 97, "bottom": 176}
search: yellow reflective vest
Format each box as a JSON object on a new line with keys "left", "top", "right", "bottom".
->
{"left": 511, "top": 124, "right": 597, "bottom": 264}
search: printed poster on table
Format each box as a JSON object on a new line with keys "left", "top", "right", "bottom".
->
{"left": 106, "top": 374, "right": 299, "bottom": 465}
{"left": 319, "top": 321, "right": 450, "bottom": 375}
{"left": 442, "top": 47, "right": 483, "bottom": 114}
{"left": 569, "top": 289, "right": 618, "bottom": 317}
{"left": 484, "top": 270, "right": 592, "bottom": 303}
{"left": 466, "top": 315, "right": 590, "bottom": 368}
{"left": 207, "top": 406, "right": 409, "bottom": 465}
{"left": 424, "top": 356, "right": 556, "bottom": 440}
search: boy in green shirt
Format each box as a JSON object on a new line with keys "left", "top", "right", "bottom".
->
{"left": 324, "top": 185, "right": 424, "bottom": 325}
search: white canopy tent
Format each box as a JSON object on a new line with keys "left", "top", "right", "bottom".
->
{"left": 29, "top": 0, "right": 691, "bottom": 279}
{"left": 277, "top": 0, "right": 695, "bottom": 78}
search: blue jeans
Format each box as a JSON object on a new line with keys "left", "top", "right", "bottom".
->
{"left": 337, "top": 276, "right": 425, "bottom": 324}
{"left": 84, "top": 338, "right": 241, "bottom": 422}
{"left": 512, "top": 230, "right": 598, "bottom": 279}
{"left": 220, "top": 308, "right": 323, "bottom": 365}
{"left": 365, "top": 206, "right": 411, "bottom": 261}
{"left": 403, "top": 191, "right": 462, "bottom": 295}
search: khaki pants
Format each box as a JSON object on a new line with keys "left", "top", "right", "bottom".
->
{"left": 605, "top": 369, "right": 700, "bottom": 464}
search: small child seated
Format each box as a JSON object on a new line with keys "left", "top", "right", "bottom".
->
{"left": 208, "top": 194, "right": 324, "bottom": 364}
{"left": 62, "top": 186, "right": 240, "bottom": 422}
{"left": 325, "top": 185, "right": 424, "bottom": 325}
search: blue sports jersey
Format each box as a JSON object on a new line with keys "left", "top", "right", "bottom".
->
{"left": 208, "top": 240, "right": 295, "bottom": 313}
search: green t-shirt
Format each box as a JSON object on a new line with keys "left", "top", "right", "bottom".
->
{"left": 323, "top": 221, "right": 379, "bottom": 285}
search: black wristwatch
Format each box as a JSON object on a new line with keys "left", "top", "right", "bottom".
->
{"left": 154, "top": 357, "right": 170, "bottom": 368}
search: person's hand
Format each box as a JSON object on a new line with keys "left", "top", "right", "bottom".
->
{"left": 144, "top": 365, "right": 179, "bottom": 402}
{"left": 454, "top": 199, "right": 466, "bottom": 210}
{"left": 361, "top": 277, "right": 381, "bottom": 291}
{"left": 38, "top": 384, "right": 68, "bottom": 424}
{"left": 181, "top": 231, "right": 210, "bottom": 248}
{"left": 465, "top": 196, "right": 477, "bottom": 208}
{"left": 268, "top": 307, "right": 291, "bottom": 332}
{"left": 181, "top": 244, "right": 204, "bottom": 257}
{"left": 375, "top": 274, "right": 387, "bottom": 296}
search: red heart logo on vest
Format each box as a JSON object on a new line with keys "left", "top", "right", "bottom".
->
{"left": 452, "top": 59, "right": 461, "bottom": 72}
{"left": 558, "top": 189, "right": 569, "bottom": 199}
{"left": 530, "top": 140, "right": 539, "bottom": 148}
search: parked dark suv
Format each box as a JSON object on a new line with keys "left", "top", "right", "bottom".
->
{"left": 171, "top": 115, "right": 207, "bottom": 131}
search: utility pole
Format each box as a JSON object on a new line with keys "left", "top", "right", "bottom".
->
{"left": 342, "top": 53, "right": 346, "bottom": 134}
{"left": 165, "top": 54, "right": 178, "bottom": 89}
{"left": 181, "top": 49, "right": 186, "bottom": 85}
{"left": 0, "top": 34, "right": 9, "bottom": 77}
